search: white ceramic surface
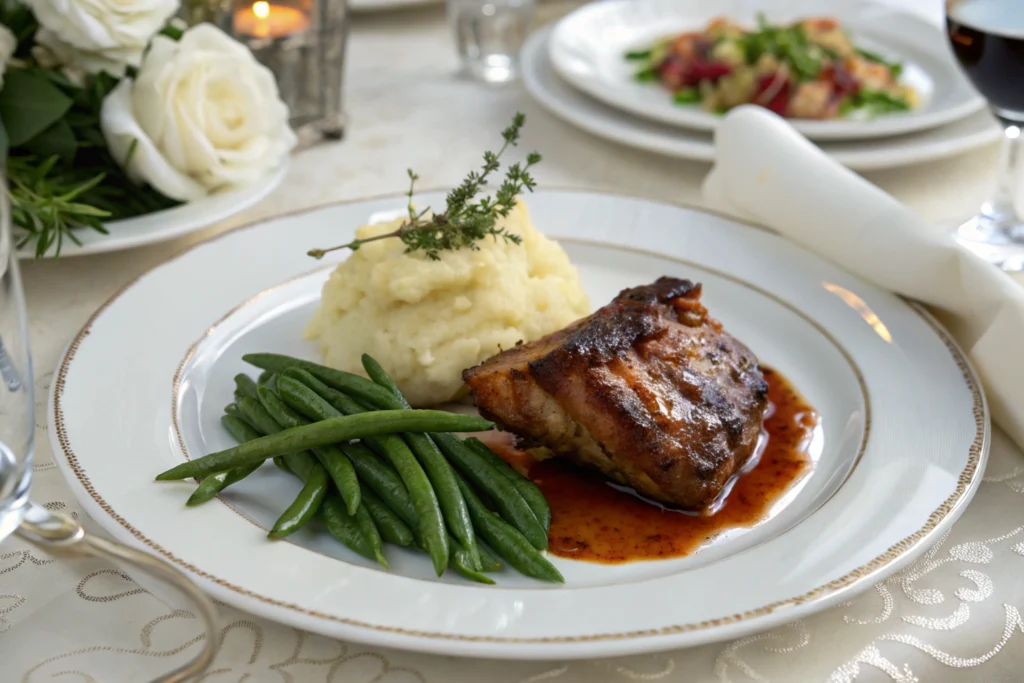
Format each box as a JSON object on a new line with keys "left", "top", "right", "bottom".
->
{"left": 549, "top": 0, "right": 985, "bottom": 141}
{"left": 18, "top": 162, "right": 289, "bottom": 259}
{"left": 49, "top": 190, "right": 987, "bottom": 659}
{"left": 524, "top": 27, "right": 1003, "bottom": 170}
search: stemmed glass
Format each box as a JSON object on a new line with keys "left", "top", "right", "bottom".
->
{"left": 0, "top": 177, "right": 220, "bottom": 680}
{"left": 946, "top": 0, "right": 1024, "bottom": 271}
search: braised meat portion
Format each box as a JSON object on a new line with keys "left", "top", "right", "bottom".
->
{"left": 463, "top": 277, "right": 769, "bottom": 512}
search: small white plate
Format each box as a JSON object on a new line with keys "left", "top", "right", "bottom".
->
{"left": 50, "top": 190, "right": 987, "bottom": 659}
{"left": 548, "top": 0, "right": 985, "bottom": 141}
{"left": 19, "top": 162, "right": 288, "bottom": 259}
{"left": 525, "top": 27, "right": 1002, "bottom": 170}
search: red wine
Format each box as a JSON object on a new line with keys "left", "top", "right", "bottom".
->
{"left": 947, "top": 0, "right": 1024, "bottom": 119}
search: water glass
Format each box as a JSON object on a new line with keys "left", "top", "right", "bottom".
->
{"left": 0, "top": 177, "right": 31, "bottom": 543}
{"left": 0, "top": 177, "right": 221, "bottom": 681}
{"left": 449, "top": 0, "right": 534, "bottom": 84}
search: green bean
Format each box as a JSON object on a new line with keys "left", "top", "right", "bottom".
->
{"left": 224, "top": 402, "right": 242, "bottom": 420}
{"left": 269, "top": 450, "right": 329, "bottom": 539}
{"left": 449, "top": 535, "right": 494, "bottom": 585}
{"left": 354, "top": 501, "right": 388, "bottom": 568}
{"left": 476, "top": 540, "right": 502, "bottom": 573}
{"left": 233, "top": 401, "right": 293, "bottom": 476}
{"left": 155, "top": 410, "right": 493, "bottom": 481}
{"left": 236, "top": 396, "right": 282, "bottom": 438}
{"left": 360, "top": 353, "right": 404, "bottom": 402}
{"left": 434, "top": 432, "right": 547, "bottom": 550}
{"left": 221, "top": 413, "right": 261, "bottom": 444}
{"left": 187, "top": 417, "right": 262, "bottom": 506}
{"left": 361, "top": 355, "right": 481, "bottom": 570}
{"left": 456, "top": 474, "right": 563, "bottom": 583}
{"left": 276, "top": 369, "right": 418, "bottom": 523}
{"left": 281, "top": 367, "right": 369, "bottom": 416}
{"left": 279, "top": 369, "right": 450, "bottom": 576}
{"left": 359, "top": 431, "right": 447, "bottom": 576}
{"left": 343, "top": 443, "right": 419, "bottom": 528}
{"left": 244, "top": 353, "right": 398, "bottom": 409}
{"left": 464, "top": 437, "right": 551, "bottom": 533}
{"left": 361, "top": 485, "right": 415, "bottom": 547}
{"left": 260, "top": 382, "right": 361, "bottom": 515}
{"left": 321, "top": 496, "right": 376, "bottom": 561}
{"left": 257, "top": 369, "right": 275, "bottom": 385}
{"left": 258, "top": 370, "right": 278, "bottom": 394}
{"left": 256, "top": 384, "right": 307, "bottom": 426}
{"left": 234, "top": 374, "right": 259, "bottom": 401}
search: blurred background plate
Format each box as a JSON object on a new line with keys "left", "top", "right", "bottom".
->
{"left": 524, "top": 27, "right": 1002, "bottom": 171}
{"left": 548, "top": 0, "right": 985, "bottom": 141}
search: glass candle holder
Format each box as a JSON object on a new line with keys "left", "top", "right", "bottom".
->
{"left": 231, "top": 0, "right": 348, "bottom": 145}
{"left": 169, "top": 0, "right": 346, "bottom": 146}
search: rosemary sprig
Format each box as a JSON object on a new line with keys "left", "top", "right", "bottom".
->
{"left": 308, "top": 113, "right": 541, "bottom": 261}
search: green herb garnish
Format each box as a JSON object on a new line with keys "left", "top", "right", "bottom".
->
{"left": 634, "top": 67, "right": 659, "bottom": 82}
{"left": 856, "top": 47, "right": 904, "bottom": 79}
{"left": 308, "top": 113, "right": 540, "bottom": 261}
{"left": 844, "top": 89, "right": 911, "bottom": 117}
{"left": 624, "top": 49, "right": 652, "bottom": 60}
{"left": 673, "top": 88, "right": 701, "bottom": 104}
{"left": 736, "top": 14, "right": 823, "bottom": 81}
{"left": 0, "top": 65, "right": 178, "bottom": 257}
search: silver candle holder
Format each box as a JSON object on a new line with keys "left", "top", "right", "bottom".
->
{"left": 181, "top": 0, "right": 348, "bottom": 145}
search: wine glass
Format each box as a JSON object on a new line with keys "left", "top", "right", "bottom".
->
{"left": 0, "top": 178, "right": 220, "bottom": 680}
{"left": 946, "top": 0, "right": 1024, "bottom": 271}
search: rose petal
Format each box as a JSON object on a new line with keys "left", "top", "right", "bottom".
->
{"left": 100, "top": 79, "right": 208, "bottom": 201}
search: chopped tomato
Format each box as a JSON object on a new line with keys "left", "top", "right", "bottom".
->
{"left": 684, "top": 61, "right": 733, "bottom": 84}
{"left": 754, "top": 74, "right": 791, "bottom": 115}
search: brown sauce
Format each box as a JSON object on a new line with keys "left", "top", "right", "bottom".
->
{"left": 479, "top": 367, "right": 817, "bottom": 564}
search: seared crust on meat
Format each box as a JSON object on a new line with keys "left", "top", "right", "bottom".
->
{"left": 463, "top": 277, "right": 769, "bottom": 512}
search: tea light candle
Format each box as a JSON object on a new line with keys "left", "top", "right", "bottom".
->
{"left": 234, "top": 0, "right": 310, "bottom": 39}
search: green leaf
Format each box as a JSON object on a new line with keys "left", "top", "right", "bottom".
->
{"left": 23, "top": 119, "right": 76, "bottom": 164}
{"left": 843, "top": 89, "right": 911, "bottom": 118}
{"left": 0, "top": 70, "right": 74, "bottom": 146}
{"left": 0, "top": 0, "right": 40, "bottom": 57}
{"left": 634, "top": 67, "right": 658, "bottom": 82}
{"left": 673, "top": 87, "right": 701, "bottom": 104}
{"left": 159, "top": 23, "right": 184, "bottom": 40}
{"left": 856, "top": 47, "right": 887, "bottom": 64}
{"left": 624, "top": 48, "right": 651, "bottom": 60}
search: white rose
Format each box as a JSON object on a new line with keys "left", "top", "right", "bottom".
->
{"left": 100, "top": 24, "right": 296, "bottom": 202}
{"left": 32, "top": 28, "right": 129, "bottom": 81}
{"left": 24, "top": 0, "right": 178, "bottom": 73}
{"left": 0, "top": 23, "right": 15, "bottom": 87}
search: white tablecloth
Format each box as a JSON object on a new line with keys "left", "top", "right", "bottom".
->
{"left": 5, "top": 3, "right": 1024, "bottom": 681}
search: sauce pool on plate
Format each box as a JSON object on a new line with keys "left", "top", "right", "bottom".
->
{"left": 479, "top": 367, "right": 817, "bottom": 564}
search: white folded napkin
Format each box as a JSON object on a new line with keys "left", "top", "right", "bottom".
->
{"left": 702, "top": 106, "right": 1024, "bottom": 451}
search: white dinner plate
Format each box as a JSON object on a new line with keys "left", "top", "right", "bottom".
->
{"left": 19, "top": 162, "right": 288, "bottom": 259}
{"left": 549, "top": 0, "right": 985, "bottom": 141}
{"left": 50, "top": 190, "right": 988, "bottom": 659}
{"left": 525, "top": 27, "right": 1002, "bottom": 170}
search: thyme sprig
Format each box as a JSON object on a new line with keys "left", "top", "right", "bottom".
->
{"left": 308, "top": 113, "right": 541, "bottom": 261}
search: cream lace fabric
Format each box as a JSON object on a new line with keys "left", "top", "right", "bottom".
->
{"left": 5, "top": 0, "right": 1024, "bottom": 680}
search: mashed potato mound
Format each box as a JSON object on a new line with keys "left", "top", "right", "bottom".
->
{"left": 304, "top": 201, "right": 590, "bottom": 407}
